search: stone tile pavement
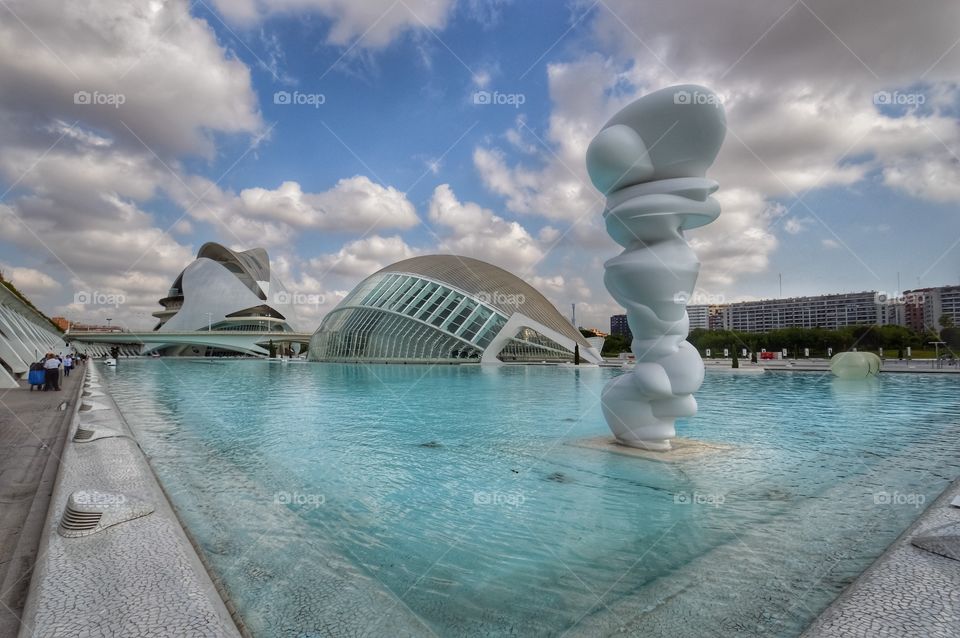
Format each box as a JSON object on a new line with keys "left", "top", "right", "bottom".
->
{"left": 0, "top": 365, "right": 81, "bottom": 636}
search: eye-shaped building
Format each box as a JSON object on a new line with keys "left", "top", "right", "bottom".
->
{"left": 308, "top": 255, "right": 602, "bottom": 364}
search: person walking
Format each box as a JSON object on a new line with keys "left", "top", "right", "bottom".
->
{"left": 63, "top": 353, "right": 73, "bottom": 377}
{"left": 42, "top": 353, "right": 61, "bottom": 391}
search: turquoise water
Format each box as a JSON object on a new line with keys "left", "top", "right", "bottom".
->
{"left": 101, "top": 361, "right": 960, "bottom": 637}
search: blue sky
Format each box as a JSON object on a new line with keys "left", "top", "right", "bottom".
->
{"left": 0, "top": 0, "right": 958, "bottom": 331}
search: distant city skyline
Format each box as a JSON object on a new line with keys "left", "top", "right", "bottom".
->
{"left": 1, "top": 0, "right": 958, "bottom": 333}
{"left": 605, "top": 284, "right": 960, "bottom": 334}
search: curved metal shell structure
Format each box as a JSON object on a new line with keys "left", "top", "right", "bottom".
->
{"left": 309, "top": 255, "right": 601, "bottom": 364}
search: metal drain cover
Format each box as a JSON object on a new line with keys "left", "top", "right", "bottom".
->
{"left": 58, "top": 490, "right": 154, "bottom": 538}
{"left": 72, "top": 425, "right": 127, "bottom": 443}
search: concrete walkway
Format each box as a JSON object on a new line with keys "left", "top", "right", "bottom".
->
{"left": 802, "top": 476, "right": 960, "bottom": 637}
{"left": 0, "top": 366, "right": 81, "bottom": 636}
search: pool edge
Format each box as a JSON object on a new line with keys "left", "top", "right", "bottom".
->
{"left": 800, "top": 472, "right": 960, "bottom": 637}
{"left": 17, "top": 362, "right": 244, "bottom": 638}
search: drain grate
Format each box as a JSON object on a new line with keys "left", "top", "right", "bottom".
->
{"left": 71, "top": 425, "right": 127, "bottom": 443}
{"left": 58, "top": 490, "right": 155, "bottom": 538}
{"left": 58, "top": 507, "right": 102, "bottom": 534}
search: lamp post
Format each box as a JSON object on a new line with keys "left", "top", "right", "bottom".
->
{"left": 205, "top": 312, "right": 213, "bottom": 332}
{"left": 929, "top": 341, "right": 946, "bottom": 369}
{"left": 106, "top": 317, "right": 112, "bottom": 332}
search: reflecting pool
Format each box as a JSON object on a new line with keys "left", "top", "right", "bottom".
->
{"left": 101, "top": 361, "right": 960, "bottom": 637}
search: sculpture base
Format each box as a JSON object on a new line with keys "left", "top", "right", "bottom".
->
{"left": 567, "top": 435, "right": 731, "bottom": 463}
{"left": 620, "top": 438, "right": 672, "bottom": 451}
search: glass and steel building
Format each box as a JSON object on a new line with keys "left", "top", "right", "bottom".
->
{"left": 309, "top": 255, "right": 602, "bottom": 364}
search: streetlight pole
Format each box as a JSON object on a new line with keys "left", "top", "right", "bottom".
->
{"left": 205, "top": 312, "right": 212, "bottom": 332}
{"left": 106, "top": 317, "right": 112, "bottom": 331}
{"left": 929, "top": 341, "right": 946, "bottom": 369}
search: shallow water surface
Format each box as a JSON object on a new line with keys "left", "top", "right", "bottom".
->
{"left": 102, "top": 361, "right": 960, "bottom": 637}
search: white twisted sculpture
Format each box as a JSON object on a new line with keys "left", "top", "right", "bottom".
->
{"left": 586, "top": 85, "right": 726, "bottom": 450}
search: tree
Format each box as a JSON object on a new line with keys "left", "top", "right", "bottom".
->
{"left": 942, "top": 327, "right": 960, "bottom": 350}
{"left": 602, "top": 334, "right": 631, "bottom": 356}
{"left": 940, "top": 313, "right": 955, "bottom": 329}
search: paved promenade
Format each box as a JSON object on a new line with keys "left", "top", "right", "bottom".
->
{"left": 0, "top": 367, "right": 81, "bottom": 636}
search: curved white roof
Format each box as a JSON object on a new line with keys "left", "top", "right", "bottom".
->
{"left": 376, "top": 255, "right": 591, "bottom": 350}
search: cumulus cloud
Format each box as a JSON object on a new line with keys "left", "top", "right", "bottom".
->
{"left": 0, "top": 0, "right": 262, "bottom": 158}
{"left": 209, "top": 0, "right": 454, "bottom": 48}
{"left": 0, "top": 0, "right": 263, "bottom": 326}
{"left": 0, "top": 264, "right": 61, "bottom": 294}
{"left": 236, "top": 177, "right": 420, "bottom": 231}
{"left": 308, "top": 235, "right": 419, "bottom": 277}
{"left": 427, "top": 184, "right": 543, "bottom": 274}
{"left": 469, "top": 1, "right": 960, "bottom": 327}
{"left": 590, "top": 0, "right": 960, "bottom": 203}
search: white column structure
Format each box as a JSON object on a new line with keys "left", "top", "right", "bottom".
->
{"left": 586, "top": 84, "right": 726, "bottom": 450}
{"left": 0, "top": 285, "right": 67, "bottom": 388}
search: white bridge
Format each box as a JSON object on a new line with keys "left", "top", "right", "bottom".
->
{"left": 67, "top": 330, "right": 313, "bottom": 357}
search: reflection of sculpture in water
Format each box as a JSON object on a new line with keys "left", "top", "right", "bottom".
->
{"left": 586, "top": 84, "right": 726, "bottom": 450}
{"left": 831, "top": 376, "right": 882, "bottom": 421}
{"left": 830, "top": 352, "right": 882, "bottom": 379}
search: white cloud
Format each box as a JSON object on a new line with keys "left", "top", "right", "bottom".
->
{"left": 210, "top": 0, "right": 454, "bottom": 48}
{"left": 427, "top": 184, "right": 543, "bottom": 274}
{"left": 0, "top": 0, "right": 263, "bottom": 327}
{"left": 0, "top": 264, "right": 61, "bottom": 294}
{"left": 0, "top": 0, "right": 262, "bottom": 158}
{"left": 308, "top": 235, "right": 419, "bottom": 277}
{"left": 469, "top": 2, "right": 960, "bottom": 327}
{"left": 236, "top": 177, "right": 420, "bottom": 231}
{"left": 784, "top": 216, "right": 813, "bottom": 235}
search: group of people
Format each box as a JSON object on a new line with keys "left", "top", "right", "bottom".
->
{"left": 29, "top": 352, "right": 87, "bottom": 391}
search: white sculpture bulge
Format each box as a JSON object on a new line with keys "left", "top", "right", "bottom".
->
{"left": 586, "top": 85, "right": 726, "bottom": 450}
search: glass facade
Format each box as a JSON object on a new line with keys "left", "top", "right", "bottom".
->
{"left": 309, "top": 270, "right": 583, "bottom": 363}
